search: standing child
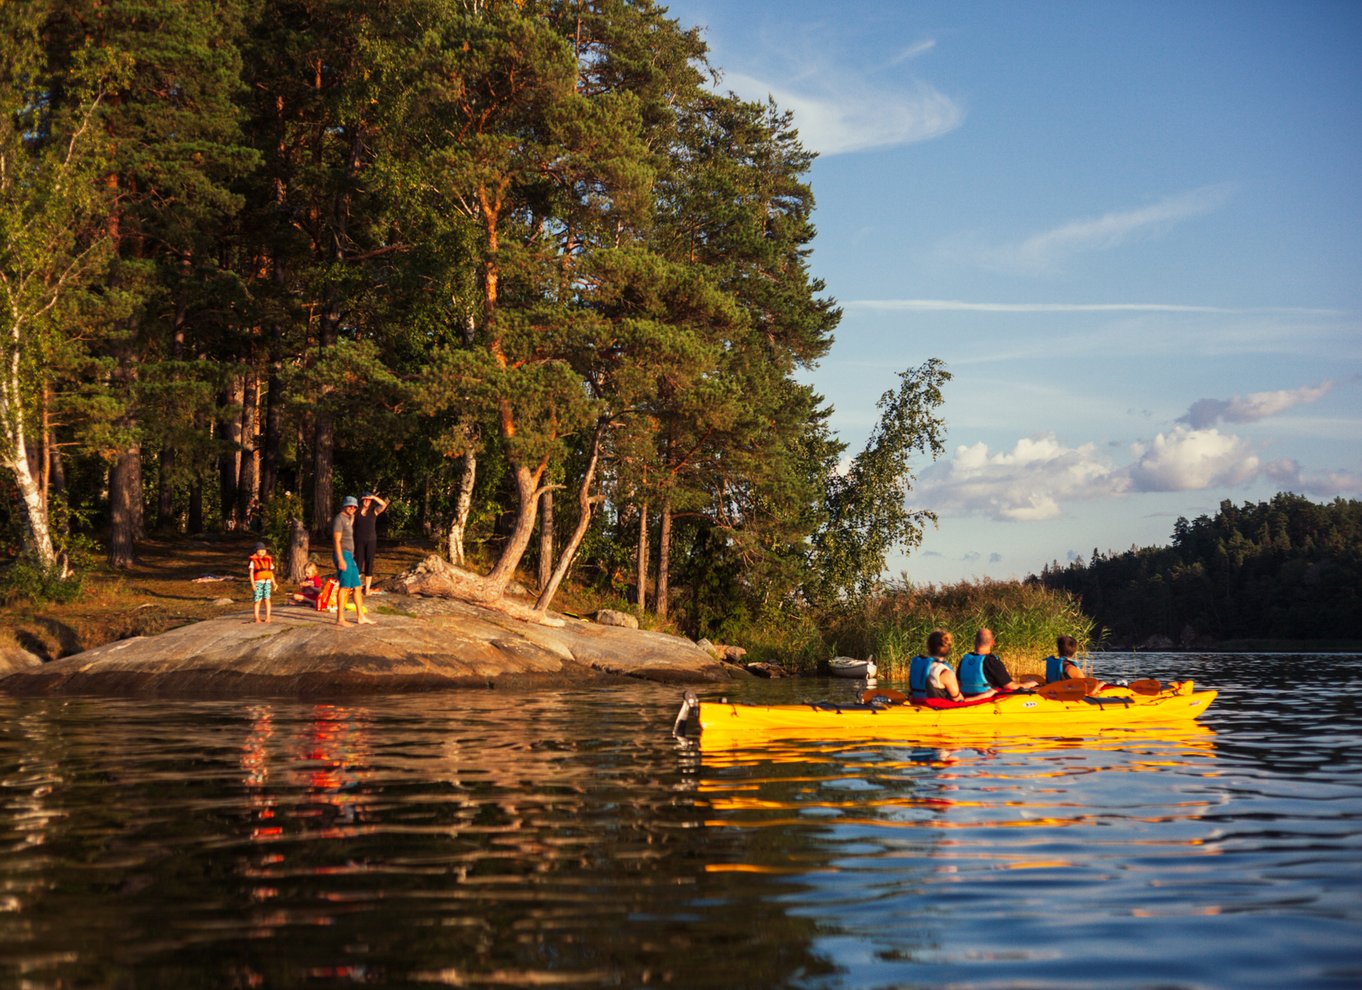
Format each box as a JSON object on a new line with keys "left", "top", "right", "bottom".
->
{"left": 249, "top": 542, "right": 274, "bottom": 624}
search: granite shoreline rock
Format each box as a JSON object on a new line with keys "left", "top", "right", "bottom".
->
{"left": 0, "top": 597, "right": 741, "bottom": 699}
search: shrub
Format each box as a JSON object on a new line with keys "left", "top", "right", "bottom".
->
{"left": 0, "top": 554, "right": 85, "bottom": 606}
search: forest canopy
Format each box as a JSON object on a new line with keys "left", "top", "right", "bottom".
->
{"left": 1034, "top": 493, "right": 1362, "bottom": 645}
{"left": 1, "top": 0, "right": 948, "bottom": 636}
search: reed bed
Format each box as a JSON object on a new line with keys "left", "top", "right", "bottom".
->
{"left": 827, "top": 578, "right": 1096, "bottom": 682}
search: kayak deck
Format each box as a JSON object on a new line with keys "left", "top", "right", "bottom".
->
{"left": 690, "top": 685, "right": 1217, "bottom": 746}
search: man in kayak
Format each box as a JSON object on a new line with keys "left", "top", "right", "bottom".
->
{"left": 909, "top": 629, "right": 967, "bottom": 702}
{"left": 958, "top": 628, "right": 1039, "bottom": 698}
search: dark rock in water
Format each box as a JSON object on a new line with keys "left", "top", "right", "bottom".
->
{"left": 745, "top": 662, "right": 789, "bottom": 679}
{"left": 0, "top": 598, "right": 738, "bottom": 699}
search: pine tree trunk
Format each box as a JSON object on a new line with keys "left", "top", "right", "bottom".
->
{"left": 260, "top": 362, "right": 282, "bottom": 506}
{"left": 107, "top": 445, "right": 141, "bottom": 568}
{"left": 188, "top": 476, "right": 204, "bottom": 534}
{"left": 535, "top": 423, "right": 605, "bottom": 613}
{"left": 285, "top": 518, "right": 310, "bottom": 583}
{"left": 447, "top": 446, "right": 476, "bottom": 567}
{"left": 656, "top": 498, "right": 672, "bottom": 619}
{"left": 311, "top": 409, "right": 334, "bottom": 538}
{"left": 538, "top": 490, "right": 555, "bottom": 590}
{"left": 237, "top": 366, "right": 260, "bottom": 527}
{"left": 485, "top": 457, "right": 547, "bottom": 591}
{"left": 157, "top": 446, "right": 177, "bottom": 531}
{"left": 218, "top": 378, "right": 243, "bottom": 529}
{"left": 130, "top": 448, "right": 145, "bottom": 541}
{"left": 636, "top": 499, "right": 649, "bottom": 611}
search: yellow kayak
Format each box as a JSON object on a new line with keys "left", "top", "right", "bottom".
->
{"left": 679, "top": 681, "right": 1217, "bottom": 748}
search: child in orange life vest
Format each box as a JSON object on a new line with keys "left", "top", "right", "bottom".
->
{"left": 249, "top": 542, "right": 274, "bottom": 623}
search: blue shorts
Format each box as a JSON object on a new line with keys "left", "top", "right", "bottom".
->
{"left": 335, "top": 551, "right": 362, "bottom": 589}
{"left": 252, "top": 580, "right": 272, "bottom": 602}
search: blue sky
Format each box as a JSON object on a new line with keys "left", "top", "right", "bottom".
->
{"left": 665, "top": 0, "right": 1362, "bottom": 584}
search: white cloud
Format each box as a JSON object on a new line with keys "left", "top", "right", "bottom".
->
{"left": 917, "top": 434, "right": 1127, "bottom": 521}
{"left": 1127, "top": 427, "right": 1259, "bottom": 492}
{"left": 721, "top": 69, "right": 963, "bottom": 156}
{"left": 1264, "top": 460, "right": 1362, "bottom": 496}
{"left": 1179, "top": 380, "right": 1335, "bottom": 429}
{"left": 916, "top": 424, "right": 1308, "bottom": 520}
{"left": 955, "top": 184, "right": 1235, "bottom": 275}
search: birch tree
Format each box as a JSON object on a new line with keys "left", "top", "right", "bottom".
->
{"left": 0, "top": 10, "right": 123, "bottom": 569}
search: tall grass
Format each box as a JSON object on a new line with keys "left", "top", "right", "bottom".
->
{"left": 827, "top": 578, "right": 1096, "bottom": 681}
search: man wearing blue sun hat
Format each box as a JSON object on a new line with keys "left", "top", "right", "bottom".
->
{"left": 331, "top": 495, "right": 376, "bottom": 627}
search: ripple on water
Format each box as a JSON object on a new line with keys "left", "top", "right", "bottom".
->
{"left": 1, "top": 655, "right": 1360, "bottom": 988}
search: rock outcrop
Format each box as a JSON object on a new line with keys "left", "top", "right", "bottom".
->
{"left": 0, "top": 597, "right": 740, "bottom": 699}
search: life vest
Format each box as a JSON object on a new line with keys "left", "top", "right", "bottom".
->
{"left": 909, "top": 656, "right": 950, "bottom": 700}
{"left": 250, "top": 552, "right": 274, "bottom": 583}
{"left": 958, "top": 652, "right": 991, "bottom": 695}
{"left": 1045, "top": 655, "right": 1079, "bottom": 683}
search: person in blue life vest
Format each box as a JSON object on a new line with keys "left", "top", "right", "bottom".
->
{"left": 908, "top": 629, "right": 967, "bottom": 702}
{"left": 1045, "top": 635, "right": 1085, "bottom": 684}
{"left": 957, "top": 628, "right": 1040, "bottom": 698}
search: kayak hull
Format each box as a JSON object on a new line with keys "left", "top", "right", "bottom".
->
{"left": 696, "top": 688, "right": 1217, "bottom": 747}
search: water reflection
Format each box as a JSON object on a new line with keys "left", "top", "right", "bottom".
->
{"left": 0, "top": 656, "right": 1359, "bottom": 989}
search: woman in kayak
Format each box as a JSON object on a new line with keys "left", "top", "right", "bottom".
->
{"left": 1044, "top": 635, "right": 1085, "bottom": 683}
{"left": 909, "top": 629, "right": 967, "bottom": 703}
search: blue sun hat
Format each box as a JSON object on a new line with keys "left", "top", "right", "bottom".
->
{"left": 342, "top": 495, "right": 359, "bottom": 508}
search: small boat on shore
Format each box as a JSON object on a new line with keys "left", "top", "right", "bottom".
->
{"left": 673, "top": 679, "right": 1216, "bottom": 747}
{"left": 827, "top": 656, "right": 875, "bottom": 679}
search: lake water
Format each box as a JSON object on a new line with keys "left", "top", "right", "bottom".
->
{"left": 1, "top": 653, "right": 1359, "bottom": 989}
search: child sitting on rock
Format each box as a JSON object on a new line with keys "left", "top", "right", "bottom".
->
{"left": 248, "top": 542, "right": 274, "bottom": 624}
{"left": 291, "top": 561, "right": 324, "bottom": 608}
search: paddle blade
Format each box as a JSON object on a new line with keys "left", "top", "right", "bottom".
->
{"left": 1034, "top": 679, "right": 1090, "bottom": 702}
{"left": 1129, "top": 678, "right": 1162, "bottom": 696}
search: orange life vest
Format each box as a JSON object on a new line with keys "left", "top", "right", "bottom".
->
{"left": 250, "top": 552, "right": 274, "bottom": 583}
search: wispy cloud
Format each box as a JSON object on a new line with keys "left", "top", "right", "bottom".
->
{"left": 945, "top": 184, "right": 1235, "bottom": 275}
{"left": 845, "top": 299, "right": 1342, "bottom": 315}
{"left": 1178, "top": 380, "right": 1335, "bottom": 429}
{"left": 889, "top": 39, "right": 937, "bottom": 64}
{"left": 838, "top": 298, "right": 1340, "bottom": 313}
{"left": 721, "top": 69, "right": 963, "bottom": 156}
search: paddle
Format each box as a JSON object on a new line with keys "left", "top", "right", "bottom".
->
{"left": 859, "top": 688, "right": 908, "bottom": 705}
{"left": 1033, "top": 678, "right": 1093, "bottom": 702}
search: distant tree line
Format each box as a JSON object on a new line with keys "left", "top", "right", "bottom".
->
{"left": 1, "top": 0, "right": 947, "bottom": 633}
{"left": 1034, "top": 493, "right": 1362, "bottom": 645}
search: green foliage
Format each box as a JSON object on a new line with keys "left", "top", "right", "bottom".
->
{"left": 259, "top": 490, "right": 304, "bottom": 561}
{"left": 806, "top": 359, "right": 951, "bottom": 605}
{"left": 0, "top": 555, "right": 85, "bottom": 606}
{"left": 1037, "top": 493, "right": 1362, "bottom": 644}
